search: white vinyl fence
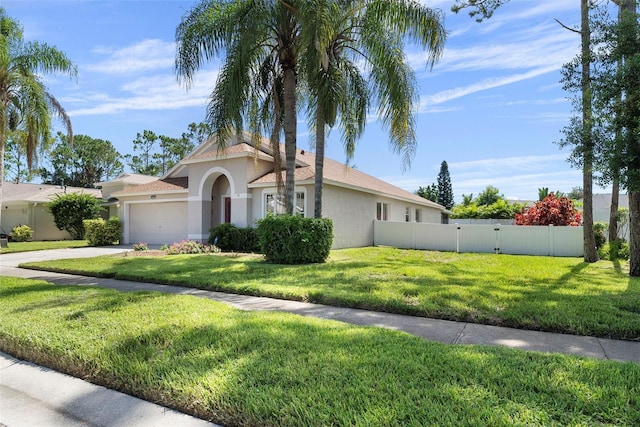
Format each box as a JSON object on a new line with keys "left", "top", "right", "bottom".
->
{"left": 373, "top": 221, "right": 584, "bottom": 257}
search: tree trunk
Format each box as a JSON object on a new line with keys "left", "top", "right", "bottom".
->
{"left": 314, "top": 96, "right": 325, "bottom": 219}
{"left": 609, "top": 178, "right": 620, "bottom": 242}
{"left": 629, "top": 191, "right": 640, "bottom": 275}
{"left": 283, "top": 66, "right": 297, "bottom": 215}
{"left": 581, "top": 0, "right": 599, "bottom": 262}
{"left": 609, "top": 0, "right": 635, "bottom": 244}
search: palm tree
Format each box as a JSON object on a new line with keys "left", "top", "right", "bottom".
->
{"left": 0, "top": 8, "right": 77, "bottom": 228}
{"left": 300, "top": 0, "right": 445, "bottom": 217}
{"left": 176, "top": 0, "right": 301, "bottom": 214}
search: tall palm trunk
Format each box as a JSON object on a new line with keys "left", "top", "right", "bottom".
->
{"left": 283, "top": 66, "right": 297, "bottom": 215}
{"left": 314, "top": 93, "right": 325, "bottom": 218}
{"left": 581, "top": 0, "right": 599, "bottom": 262}
{"left": 0, "top": 112, "right": 5, "bottom": 230}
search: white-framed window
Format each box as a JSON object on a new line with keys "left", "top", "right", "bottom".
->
{"left": 405, "top": 207, "right": 411, "bottom": 222}
{"left": 415, "top": 208, "right": 422, "bottom": 223}
{"left": 265, "top": 191, "right": 305, "bottom": 216}
{"left": 376, "top": 202, "right": 389, "bottom": 221}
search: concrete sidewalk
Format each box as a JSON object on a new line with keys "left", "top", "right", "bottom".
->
{"left": 0, "top": 351, "right": 218, "bottom": 427}
{"left": 1, "top": 246, "right": 639, "bottom": 426}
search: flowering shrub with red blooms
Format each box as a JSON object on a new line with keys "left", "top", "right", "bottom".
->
{"left": 515, "top": 194, "right": 582, "bottom": 226}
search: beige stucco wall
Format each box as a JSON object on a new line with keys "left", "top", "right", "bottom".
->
{"left": 2, "top": 205, "right": 28, "bottom": 235}
{"left": 247, "top": 183, "right": 443, "bottom": 249}
{"left": 2, "top": 203, "right": 72, "bottom": 241}
{"left": 322, "top": 185, "right": 377, "bottom": 249}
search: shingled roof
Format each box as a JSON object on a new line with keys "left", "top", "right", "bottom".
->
{"left": 2, "top": 182, "right": 102, "bottom": 203}
{"left": 249, "top": 146, "right": 441, "bottom": 208}
{"left": 111, "top": 177, "right": 188, "bottom": 196}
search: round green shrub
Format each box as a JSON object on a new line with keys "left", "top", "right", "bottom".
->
{"left": 11, "top": 224, "right": 33, "bottom": 242}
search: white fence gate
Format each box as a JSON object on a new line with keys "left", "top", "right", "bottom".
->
{"left": 373, "top": 221, "right": 584, "bottom": 257}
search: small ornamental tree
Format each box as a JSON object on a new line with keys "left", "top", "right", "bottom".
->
{"left": 515, "top": 193, "right": 582, "bottom": 226}
{"left": 48, "top": 193, "right": 104, "bottom": 239}
{"left": 437, "top": 161, "right": 454, "bottom": 209}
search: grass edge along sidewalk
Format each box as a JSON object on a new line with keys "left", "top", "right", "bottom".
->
{"left": 19, "top": 247, "right": 640, "bottom": 341}
{"left": 0, "top": 240, "right": 88, "bottom": 254}
{"left": 1, "top": 276, "right": 639, "bottom": 426}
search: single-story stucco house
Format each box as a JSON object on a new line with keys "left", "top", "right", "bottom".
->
{"left": 104, "top": 132, "right": 447, "bottom": 249}
{"left": 1, "top": 182, "right": 101, "bottom": 240}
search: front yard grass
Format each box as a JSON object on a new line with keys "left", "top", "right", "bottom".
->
{"left": 1, "top": 276, "right": 638, "bottom": 426}
{"left": 20, "top": 247, "right": 640, "bottom": 340}
{"left": 0, "top": 239, "right": 88, "bottom": 254}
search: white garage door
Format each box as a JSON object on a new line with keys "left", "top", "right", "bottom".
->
{"left": 129, "top": 202, "right": 188, "bottom": 245}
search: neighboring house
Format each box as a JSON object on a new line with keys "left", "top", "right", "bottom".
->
{"left": 108, "top": 132, "right": 447, "bottom": 249}
{"left": 591, "top": 193, "right": 629, "bottom": 224}
{"left": 1, "top": 182, "right": 101, "bottom": 240}
{"left": 591, "top": 193, "right": 629, "bottom": 240}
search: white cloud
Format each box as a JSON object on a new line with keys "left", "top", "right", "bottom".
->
{"left": 448, "top": 154, "right": 568, "bottom": 172}
{"left": 87, "top": 39, "right": 175, "bottom": 74}
{"left": 67, "top": 69, "right": 219, "bottom": 116}
{"left": 419, "top": 65, "right": 558, "bottom": 108}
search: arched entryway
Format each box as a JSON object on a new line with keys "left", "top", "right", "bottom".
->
{"left": 210, "top": 174, "right": 231, "bottom": 229}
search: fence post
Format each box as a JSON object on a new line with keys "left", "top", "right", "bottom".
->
{"left": 549, "top": 224, "right": 554, "bottom": 256}
{"left": 494, "top": 225, "right": 501, "bottom": 254}
{"left": 456, "top": 224, "right": 460, "bottom": 253}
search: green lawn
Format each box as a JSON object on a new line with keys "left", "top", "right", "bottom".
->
{"left": 20, "top": 247, "right": 640, "bottom": 340}
{"left": 1, "top": 276, "right": 638, "bottom": 426}
{"left": 0, "top": 240, "right": 88, "bottom": 254}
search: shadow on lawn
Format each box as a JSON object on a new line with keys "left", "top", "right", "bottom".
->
{"left": 19, "top": 250, "right": 640, "bottom": 339}
{"left": 3, "top": 274, "right": 640, "bottom": 425}
{"left": 97, "top": 312, "right": 640, "bottom": 426}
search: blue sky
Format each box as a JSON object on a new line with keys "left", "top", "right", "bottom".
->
{"left": 6, "top": 0, "right": 603, "bottom": 201}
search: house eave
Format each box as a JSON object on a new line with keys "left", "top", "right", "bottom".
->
{"left": 113, "top": 189, "right": 188, "bottom": 198}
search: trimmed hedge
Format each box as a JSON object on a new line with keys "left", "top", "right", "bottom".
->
{"left": 257, "top": 215, "right": 333, "bottom": 264}
{"left": 208, "top": 223, "right": 260, "bottom": 253}
{"left": 84, "top": 217, "right": 122, "bottom": 246}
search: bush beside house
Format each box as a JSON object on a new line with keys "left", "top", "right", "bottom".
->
{"left": 257, "top": 215, "right": 333, "bottom": 264}
{"left": 84, "top": 217, "right": 122, "bottom": 246}
{"left": 48, "top": 193, "right": 104, "bottom": 239}
{"left": 209, "top": 223, "right": 260, "bottom": 253}
{"left": 10, "top": 225, "right": 33, "bottom": 242}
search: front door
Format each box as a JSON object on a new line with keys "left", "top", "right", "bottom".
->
{"left": 224, "top": 197, "right": 231, "bottom": 223}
